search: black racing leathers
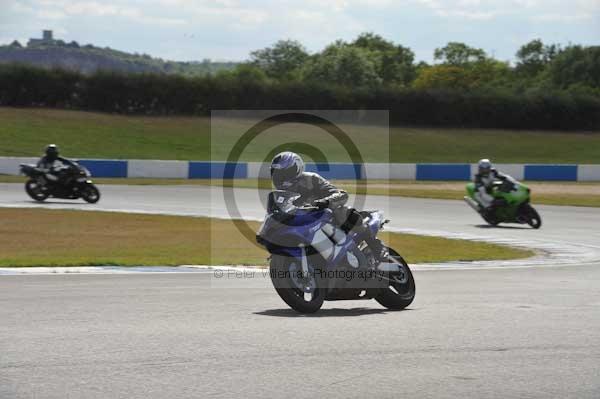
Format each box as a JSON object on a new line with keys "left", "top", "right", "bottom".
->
{"left": 37, "top": 156, "right": 77, "bottom": 185}
{"left": 37, "top": 156, "right": 76, "bottom": 170}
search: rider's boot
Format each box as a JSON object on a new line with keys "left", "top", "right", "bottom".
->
{"left": 355, "top": 225, "right": 388, "bottom": 264}
{"left": 484, "top": 198, "right": 506, "bottom": 217}
{"left": 366, "top": 236, "right": 388, "bottom": 263}
{"left": 337, "top": 207, "right": 388, "bottom": 263}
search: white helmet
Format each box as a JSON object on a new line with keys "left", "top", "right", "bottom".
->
{"left": 478, "top": 159, "right": 492, "bottom": 176}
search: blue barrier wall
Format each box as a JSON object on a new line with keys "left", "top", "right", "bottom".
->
{"left": 2, "top": 157, "right": 599, "bottom": 181}
{"left": 305, "top": 163, "right": 362, "bottom": 180}
{"left": 524, "top": 165, "right": 578, "bottom": 181}
{"left": 78, "top": 160, "right": 128, "bottom": 178}
{"left": 188, "top": 162, "right": 248, "bottom": 179}
{"left": 416, "top": 164, "right": 471, "bottom": 181}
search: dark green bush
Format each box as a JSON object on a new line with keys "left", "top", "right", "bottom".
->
{"left": 0, "top": 63, "right": 598, "bottom": 130}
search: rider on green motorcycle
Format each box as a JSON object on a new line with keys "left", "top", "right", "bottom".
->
{"left": 465, "top": 160, "right": 541, "bottom": 228}
{"left": 474, "top": 159, "right": 512, "bottom": 213}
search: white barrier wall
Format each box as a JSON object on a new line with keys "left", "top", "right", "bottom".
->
{"left": 127, "top": 160, "right": 188, "bottom": 179}
{"left": 362, "top": 163, "right": 416, "bottom": 180}
{"left": 578, "top": 165, "right": 600, "bottom": 182}
{"left": 0, "top": 157, "right": 38, "bottom": 175}
{"left": 470, "top": 163, "right": 525, "bottom": 180}
{"left": 247, "top": 162, "right": 271, "bottom": 179}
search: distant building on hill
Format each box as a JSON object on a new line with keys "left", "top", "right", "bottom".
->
{"left": 28, "top": 30, "right": 56, "bottom": 47}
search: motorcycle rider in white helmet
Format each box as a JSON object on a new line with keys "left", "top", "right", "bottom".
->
{"left": 270, "top": 151, "right": 388, "bottom": 262}
{"left": 474, "top": 159, "right": 511, "bottom": 212}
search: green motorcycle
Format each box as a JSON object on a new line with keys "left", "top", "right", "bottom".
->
{"left": 464, "top": 179, "right": 542, "bottom": 229}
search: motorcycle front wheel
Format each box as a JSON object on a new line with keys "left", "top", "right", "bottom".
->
{"left": 81, "top": 184, "right": 101, "bottom": 203}
{"left": 269, "top": 254, "right": 326, "bottom": 313}
{"left": 481, "top": 210, "right": 499, "bottom": 226}
{"left": 25, "top": 180, "right": 49, "bottom": 202}
{"left": 375, "top": 248, "right": 415, "bottom": 310}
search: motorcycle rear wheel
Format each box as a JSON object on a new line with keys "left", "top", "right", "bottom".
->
{"left": 269, "top": 254, "right": 326, "bottom": 313}
{"left": 522, "top": 204, "right": 542, "bottom": 229}
{"left": 25, "top": 180, "right": 49, "bottom": 202}
{"left": 375, "top": 249, "right": 415, "bottom": 310}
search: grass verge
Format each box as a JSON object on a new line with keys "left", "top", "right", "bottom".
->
{"left": 1, "top": 107, "right": 600, "bottom": 163}
{"left": 0, "top": 208, "right": 532, "bottom": 267}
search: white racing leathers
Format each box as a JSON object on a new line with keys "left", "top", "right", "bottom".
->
{"left": 473, "top": 169, "right": 510, "bottom": 209}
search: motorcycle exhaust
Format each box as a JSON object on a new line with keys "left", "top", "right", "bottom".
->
{"left": 463, "top": 196, "right": 481, "bottom": 213}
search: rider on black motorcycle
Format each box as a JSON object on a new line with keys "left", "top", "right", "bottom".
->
{"left": 37, "top": 144, "right": 76, "bottom": 185}
{"left": 474, "top": 159, "right": 512, "bottom": 213}
{"left": 270, "top": 151, "right": 387, "bottom": 261}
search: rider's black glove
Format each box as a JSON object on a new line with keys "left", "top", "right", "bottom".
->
{"left": 312, "top": 199, "right": 330, "bottom": 209}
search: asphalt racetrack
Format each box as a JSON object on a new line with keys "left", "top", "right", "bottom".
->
{"left": 1, "top": 183, "right": 600, "bottom": 398}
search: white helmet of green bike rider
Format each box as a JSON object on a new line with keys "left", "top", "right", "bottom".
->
{"left": 478, "top": 159, "right": 493, "bottom": 176}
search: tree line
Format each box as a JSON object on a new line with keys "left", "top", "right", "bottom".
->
{"left": 1, "top": 33, "right": 599, "bottom": 130}
{"left": 244, "top": 34, "right": 599, "bottom": 97}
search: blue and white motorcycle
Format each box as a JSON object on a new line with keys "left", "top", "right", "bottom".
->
{"left": 257, "top": 190, "right": 415, "bottom": 313}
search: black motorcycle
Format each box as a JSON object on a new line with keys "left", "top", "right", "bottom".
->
{"left": 20, "top": 163, "right": 101, "bottom": 203}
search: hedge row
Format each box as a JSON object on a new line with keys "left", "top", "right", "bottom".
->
{"left": 1, "top": 64, "right": 599, "bottom": 130}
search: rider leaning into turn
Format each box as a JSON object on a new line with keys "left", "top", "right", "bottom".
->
{"left": 473, "top": 159, "right": 511, "bottom": 212}
{"left": 37, "top": 144, "right": 76, "bottom": 184}
{"left": 270, "top": 151, "right": 388, "bottom": 261}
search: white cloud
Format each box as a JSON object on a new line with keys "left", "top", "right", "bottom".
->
{"left": 2, "top": 0, "right": 598, "bottom": 61}
{"left": 411, "top": 0, "right": 502, "bottom": 19}
{"left": 25, "top": 0, "right": 188, "bottom": 26}
{"left": 435, "top": 9, "right": 497, "bottom": 20}
{"left": 36, "top": 9, "right": 66, "bottom": 19}
{"left": 150, "top": 0, "right": 269, "bottom": 29}
{"left": 409, "top": 0, "right": 598, "bottom": 21}
{"left": 532, "top": 13, "right": 593, "bottom": 22}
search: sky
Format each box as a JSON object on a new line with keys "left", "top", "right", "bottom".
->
{"left": 1, "top": 0, "right": 599, "bottom": 63}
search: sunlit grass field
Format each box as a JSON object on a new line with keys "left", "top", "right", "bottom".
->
{"left": 0, "top": 208, "right": 532, "bottom": 267}
{"left": 2, "top": 107, "right": 599, "bottom": 163}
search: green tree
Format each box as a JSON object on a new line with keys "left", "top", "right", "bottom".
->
{"left": 412, "top": 65, "right": 471, "bottom": 90}
{"left": 351, "top": 32, "right": 415, "bottom": 86}
{"left": 413, "top": 59, "right": 510, "bottom": 90}
{"left": 434, "top": 42, "right": 487, "bottom": 66}
{"left": 233, "top": 64, "right": 269, "bottom": 83}
{"left": 250, "top": 39, "right": 309, "bottom": 79}
{"left": 515, "top": 39, "right": 559, "bottom": 78}
{"left": 302, "top": 42, "right": 381, "bottom": 87}
{"left": 216, "top": 64, "right": 269, "bottom": 84}
{"left": 469, "top": 59, "right": 512, "bottom": 88}
{"left": 547, "top": 45, "right": 600, "bottom": 89}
